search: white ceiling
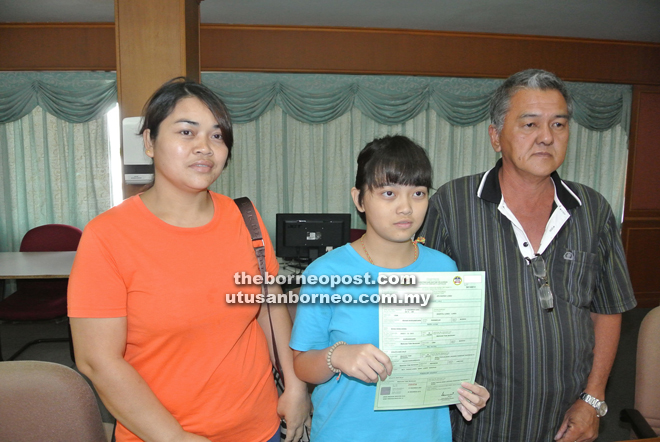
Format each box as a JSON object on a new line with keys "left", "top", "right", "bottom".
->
{"left": 1, "top": 0, "right": 660, "bottom": 43}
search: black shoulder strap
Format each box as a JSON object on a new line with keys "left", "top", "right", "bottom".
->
{"left": 234, "top": 197, "right": 268, "bottom": 281}
{"left": 234, "top": 197, "right": 284, "bottom": 387}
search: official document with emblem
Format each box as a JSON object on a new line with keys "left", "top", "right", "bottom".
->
{"left": 374, "top": 271, "right": 485, "bottom": 411}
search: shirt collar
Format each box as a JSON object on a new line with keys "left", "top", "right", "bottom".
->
{"left": 477, "top": 158, "right": 581, "bottom": 209}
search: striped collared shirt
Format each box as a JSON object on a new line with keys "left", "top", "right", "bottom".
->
{"left": 421, "top": 159, "right": 636, "bottom": 442}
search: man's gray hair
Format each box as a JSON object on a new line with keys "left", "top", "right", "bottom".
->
{"left": 489, "top": 69, "right": 573, "bottom": 132}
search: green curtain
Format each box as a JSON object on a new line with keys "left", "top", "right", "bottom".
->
{"left": 0, "top": 72, "right": 117, "bottom": 124}
{"left": 0, "top": 72, "right": 115, "bottom": 253}
{"left": 201, "top": 73, "right": 632, "bottom": 131}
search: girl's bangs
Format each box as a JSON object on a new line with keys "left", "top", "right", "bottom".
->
{"left": 369, "top": 158, "right": 432, "bottom": 190}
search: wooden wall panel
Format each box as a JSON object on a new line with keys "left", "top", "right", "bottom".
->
{"left": 184, "top": 0, "right": 201, "bottom": 77}
{"left": 0, "top": 24, "right": 115, "bottom": 71}
{"left": 626, "top": 88, "right": 660, "bottom": 216}
{"left": 199, "top": 25, "right": 660, "bottom": 85}
{"left": 622, "top": 86, "right": 660, "bottom": 307}
{"left": 622, "top": 221, "right": 660, "bottom": 308}
{"left": 1, "top": 24, "right": 659, "bottom": 86}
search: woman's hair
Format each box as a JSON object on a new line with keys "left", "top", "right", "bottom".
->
{"left": 139, "top": 77, "right": 234, "bottom": 162}
{"left": 489, "top": 69, "right": 573, "bottom": 133}
{"left": 354, "top": 135, "right": 433, "bottom": 223}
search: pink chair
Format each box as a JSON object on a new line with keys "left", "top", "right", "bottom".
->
{"left": 0, "top": 224, "right": 82, "bottom": 361}
{"left": 633, "top": 306, "right": 660, "bottom": 436}
{"left": 621, "top": 305, "right": 660, "bottom": 438}
{"left": 0, "top": 360, "right": 112, "bottom": 442}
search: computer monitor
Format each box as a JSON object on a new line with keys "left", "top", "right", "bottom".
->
{"left": 276, "top": 213, "right": 351, "bottom": 263}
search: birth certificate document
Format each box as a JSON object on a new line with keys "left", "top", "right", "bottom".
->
{"left": 374, "top": 271, "right": 485, "bottom": 411}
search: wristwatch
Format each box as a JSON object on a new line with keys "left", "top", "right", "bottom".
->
{"left": 579, "top": 392, "right": 608, "bottom": 417}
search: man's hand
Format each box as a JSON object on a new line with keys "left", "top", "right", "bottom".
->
{"left": 554, "top": 399, "right": 599, "bottom": 442}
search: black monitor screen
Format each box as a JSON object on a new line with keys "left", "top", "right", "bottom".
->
{"left": 276, "top": 213, "right": 351, "bottom": 263}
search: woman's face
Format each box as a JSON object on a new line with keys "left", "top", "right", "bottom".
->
{"left": 352, "top": 183, "right": 428, "bottom": 244}
{"left": 144, "top": 97, "right": 229, "bottom": 195}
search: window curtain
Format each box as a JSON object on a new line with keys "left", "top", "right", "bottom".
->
{"left": 202, "top": 73, "right": 631, "bottom": 236}
{"left": 0, "top": 72, "right": 116, "bottom": 253}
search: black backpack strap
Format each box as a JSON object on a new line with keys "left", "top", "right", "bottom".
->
{"left": 234, "top": 197, "right": 284, "bottom": 387}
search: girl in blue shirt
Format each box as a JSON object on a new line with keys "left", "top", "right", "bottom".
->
{"left": 290, "top": 135, "right": 489, "bottom": 441}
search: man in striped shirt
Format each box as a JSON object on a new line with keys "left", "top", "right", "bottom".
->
{"left": 421, "top": 69, "right": 636, "bottom": 442}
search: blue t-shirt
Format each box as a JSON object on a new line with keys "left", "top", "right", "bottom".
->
{"left": 290, "top": 243, "right": 458, "bottom": 442}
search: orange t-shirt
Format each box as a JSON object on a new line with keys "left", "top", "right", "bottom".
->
{"left": 68, "top": 192, "right": 280, "bottom": 442}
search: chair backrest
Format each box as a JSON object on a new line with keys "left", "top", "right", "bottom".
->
{"left": 20, "top": 223, "right": 82, "bottom": 252}
{"left": 0, "top": 360, "right": 108, "bottom": 442}
{"left": 17, "top": 224, "right": 82, "bottom": 295}
{"left": 635, "top": 305, "right": 660, "bottom": 435}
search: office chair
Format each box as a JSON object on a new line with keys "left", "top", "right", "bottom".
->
{"left": 620, "top": 305, "right": 660, "bottom": 439}
{"left": 0, "top": 224, "right": 82, "bottom": 361}
{"left": 0, "top": 360, "right": 112, "bottom": 442}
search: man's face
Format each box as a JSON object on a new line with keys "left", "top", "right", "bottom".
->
{"left": 489, "top": 88, "right": 569, "bottom": 181}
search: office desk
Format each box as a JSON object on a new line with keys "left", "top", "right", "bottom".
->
{"left": 0, "top": 251, "right": 76, "bottom": 279}
{"left": 0, "top": 251, "right": 76, "bottom": 360}
{"left": 0, "top": 251, "right": 76, "bottom": 299}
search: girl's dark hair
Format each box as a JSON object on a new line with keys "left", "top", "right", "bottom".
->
{"left": 354, "top": 135, "right": 433, "bottom": 223}
{"left": 139, "top": 77, "right": 234, "bottom": 162}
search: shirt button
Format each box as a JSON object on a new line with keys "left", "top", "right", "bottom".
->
{"left": 523, "top": 242, "right": 529, "bottom": 247}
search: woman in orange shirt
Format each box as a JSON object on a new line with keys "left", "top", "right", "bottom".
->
{"left": 68, "top": 77, "right": 311, "bottom": 442}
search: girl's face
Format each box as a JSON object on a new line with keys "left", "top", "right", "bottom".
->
{"left": 352, "top": 184, "right": 428, "bottom": 244}
{"left": 144, "top": 97, "right": 228, "bottom": 195}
